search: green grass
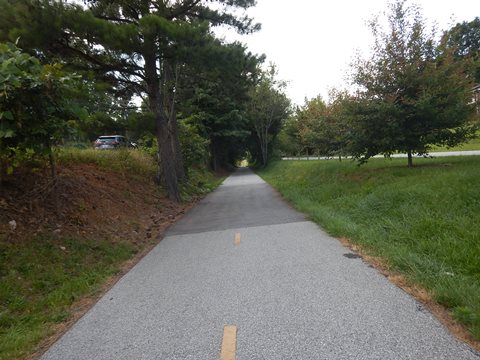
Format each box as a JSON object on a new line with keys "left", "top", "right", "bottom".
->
{"left": 258, "top": 156, "right": 480, "bottom": 340}
{"left": 57, "top": 148, "right": 157, "bottom": 178}
{"left": 0, "top": 236, "right": 135, "bottom": 360}
{"left": 57, "top": 148, "right": 225, "bottom": 200}
{"left": 431, "top": 137, "right": 480, "bottom": 152}
{"left": 429, "top": 132, "right": 480, "bottom": 152}
{"left": 180, "top": 166, "right": 227, "bottom": 201}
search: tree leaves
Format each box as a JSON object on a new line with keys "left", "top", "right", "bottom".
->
{"left": 348, "top": 0, "right": 478, "bottom": 165}
{"left": 0, "top": 43, "right": 83, "bottom": 176}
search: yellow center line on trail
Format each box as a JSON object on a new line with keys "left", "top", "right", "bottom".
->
{"left": 234, "top": 233, "right": 241, "bottom": 246}
{"left": 220, "top": 325, "right": 237, "bottom": 360}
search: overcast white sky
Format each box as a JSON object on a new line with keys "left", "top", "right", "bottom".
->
{"left": 216, "top": 0, "right": 479, "bottom": 105}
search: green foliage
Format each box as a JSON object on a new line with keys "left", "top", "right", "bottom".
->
{"left": 277, "top": 6, "right": 478, "bottom": 164}
{"left": 0, "top": 42, "right": 82, "bottom": 176}
{"left": 430, "top": 134, "right": 480, "bottom": 151}
{"left": 0, "top": 0, "right": 263, "bottom": 199}
{"left": 277, "top": 91, "right": 353, "bottom": 159}
{"left": 259, "top": 157, "right": 480, "bottom": 340}
{"left": 248, "top": 64, "right": 291, "bottom": 166}
{"left": 295, "top": 96, "right": 329, "bottom": 154}
{"left": 178, "top": 118, "right": 210, "bottom": 167}
{"left": 179, "top": 40, "right": 263, "bottom": 170}
{"left": 277, "top": 116, "right": 303, "bottom": 156}
{"left": 444, "top": 17, "right": 480, "bottom": 82}
{"left": 180, "top": 166, "right": 226, "bottom": 202}
{"left": 129, "top": 118, "right": 210, "bottom": 169}
{"left": 348, "top": 0, "right": 478, "bottom": 165}
{"left": 125, "top": 110, "right": 155, "bottom": 141}
{"left": 77, "top": 112, "right": 128, "bottom": 142}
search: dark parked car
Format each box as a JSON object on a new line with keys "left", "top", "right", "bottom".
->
{"left": 94, "top": 135, "right": 129, "bottom": 150}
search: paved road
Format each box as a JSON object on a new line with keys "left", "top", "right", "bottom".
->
{"left": 42, "top": 168, "right": 479, "bottom": 360}
{"left": 283, "top": 150, "right": 480, "bottom": 161}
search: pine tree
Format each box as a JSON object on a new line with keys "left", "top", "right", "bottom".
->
{"left": 0, "top": 0, "right": 259, "bottom": 200}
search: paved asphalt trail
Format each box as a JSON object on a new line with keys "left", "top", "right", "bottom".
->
{"left": 42, "top": 168, "right": 479, "bottom": 360}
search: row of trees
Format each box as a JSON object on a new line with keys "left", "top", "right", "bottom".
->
{"left": 0, "top": 0, "right": 291, "bottom": 200}
{"left": 279, "top": 1, "right": 479, "bottom": 166}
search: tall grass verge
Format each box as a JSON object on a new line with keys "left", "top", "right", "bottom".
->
{"left": 258, "top": 156, "right": 480, "bottom": 340}
{"left": 57, "top": 148, "right": 225, "bottom": 199}
{"left": 57, "top": 148, "right": 156, "bottom": 178}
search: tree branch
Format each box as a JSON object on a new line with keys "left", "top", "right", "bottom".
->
{"left": 167, "top": 0, "right": 202, "bottom": 20}
{"left": 116, "top": 77, "right": 147, "bottom": 93}
{"left": 58, "top": 41, "right": 146, "bottom": 81}
{"left": 93, "top": 15, "right": 138, "bottom": 25}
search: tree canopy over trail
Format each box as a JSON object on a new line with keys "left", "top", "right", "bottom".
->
{"left": 2, "top": 0, "right": 478, "bottom": 192}
{"left": 248, "top": 65, "right": 291, "bottom": 167}
{"left": 0, "top": 0, "right": 292, "bottom": 200}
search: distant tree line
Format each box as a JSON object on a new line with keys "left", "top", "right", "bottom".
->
{"left": 278, "top": 1, "right": 480, "bottom": 167}
{"left": 0, "top": 0, "right": 291, "bottom": 200}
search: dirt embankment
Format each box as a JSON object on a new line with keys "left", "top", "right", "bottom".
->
{"left": 0, "top": 163, "right": 191, "bottom": 245}
{"left": 0, "top": 163, "right": 198, "bottom": 359}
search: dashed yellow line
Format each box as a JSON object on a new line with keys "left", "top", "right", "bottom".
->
{"left": 220, "top": 325, "right": 237, "bottom": 360}
{"left": 234, "top": 233, "right": 241, "bottom": 246}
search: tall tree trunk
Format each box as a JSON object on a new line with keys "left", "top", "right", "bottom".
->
{"left": 164, "top": 60, "right": 187, "bottom": 183}
{"left": 407, "top": 150, "right": 413, "bottom": 167}
{"left": 262, "top": 127, "right": 268, "bottom": 166}
{"left": 48, "top": 149, "right": 56, "bottom": 180}
{"left": 169, "top": 110, "right": 187, "bottom": 183}
{"left": 0, "top": 142, "right": 5, "bottom": 188}
{"left": 256, "top": 126, "right": 268, "bottom": 167}
{"left": 45, "top": 137, "right": 57, "bottom": 180}
{"left": 47, "top": 139, "right": 59, "bottom": 212}
{"left": 210, "top": 140, "right": 218, "bottom": 172}
{"left": 144, "top": 50, "right": 181, "bottom": 202}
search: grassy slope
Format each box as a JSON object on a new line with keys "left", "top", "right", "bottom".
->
{"left": 58, "top": 148, "right": 224, "bottom": 199}
{"left": 431, "top": 137, "right": 480, "bottom": 152}
{"left": 258, "top": 156, "right": 480, "bottom": 340}
{"left": 0, "top": 149, "right": 223, "bottom": 360}
{"left": 0, "top": 237, "right": 135, "bottom": 360}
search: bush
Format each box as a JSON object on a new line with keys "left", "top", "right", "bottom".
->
{"left": 178, "top": 121, "right": 209, "bottom": 167}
